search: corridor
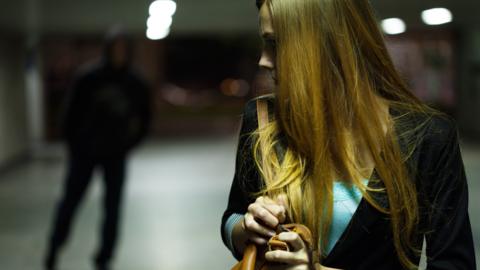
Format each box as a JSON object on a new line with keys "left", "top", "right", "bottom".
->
{"left": 0, "top": 136, "right": 478, "bottom": 269}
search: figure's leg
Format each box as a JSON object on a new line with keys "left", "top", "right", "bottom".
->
{"left": 45, "top": 155, "right": 95, "bottom": 270}
{"left": 94, "top": 156, "right": 127, "bottom": 269}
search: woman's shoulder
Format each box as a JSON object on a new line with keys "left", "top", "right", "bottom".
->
{"left": 400, "top": 110, "right": 461, "bottom": 181}
{"left": 392, "top": 107, "right": 458, "bottom": 147}
{"left": 418, "top": 112, "right": 458, "bottom": 147}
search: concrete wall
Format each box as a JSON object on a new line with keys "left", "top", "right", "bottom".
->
{"left": 0, "top": 36, "right": 29, "bottom": 168}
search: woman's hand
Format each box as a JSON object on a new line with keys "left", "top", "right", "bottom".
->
{"left": 232, "top": 196, "right": 287, "bottom": 253}
{"left": 264, "top": 231, "right": 342, "bottom": 270}
{"left": 264, "top": 231, "right": 309, "bottom": 270}
{"left": 243, "top": 195, "right": 287, "bottom": 245}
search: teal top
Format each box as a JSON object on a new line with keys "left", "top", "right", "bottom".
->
{"left": 325, "top": 180, "right": 367, "bottom": 255}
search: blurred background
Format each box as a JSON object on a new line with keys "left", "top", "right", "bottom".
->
{"left": 0, "top": 0, "right": 478, "bottom": 269}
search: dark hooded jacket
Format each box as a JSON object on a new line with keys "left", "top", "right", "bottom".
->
{"left": 63, "top": 31, "right": 151, "bottom": 157}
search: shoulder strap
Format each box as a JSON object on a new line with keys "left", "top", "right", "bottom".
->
{"left": 255, "top": 98, "right": 287, "bottom": 163}
{"left": 256, "top": 99, "right": 269, "bottom": 129}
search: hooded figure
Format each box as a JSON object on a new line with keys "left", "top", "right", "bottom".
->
{"left": 63, "top": 28, "right": 150, "bottom": 157}
{"left": 45, "top": 27, "right": 151, "bottom": 270}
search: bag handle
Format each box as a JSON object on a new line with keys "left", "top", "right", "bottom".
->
{"left": 256, "top": 99, "right": 269, "bottom": 129}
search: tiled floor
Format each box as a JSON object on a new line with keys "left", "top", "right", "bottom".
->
{"left": 0, "top": 137, "right": 478, "bottom": 270}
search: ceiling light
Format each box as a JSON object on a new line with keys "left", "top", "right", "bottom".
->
{"left": 146, "top": 27, "right": 170, "bottom": 40}
{"left": 381, "top": 18, "right": 406, "bottom": 35}
{"left": 149, "top": 0, "right": 177, "bottom": 17}
{"left": 421, "top": 8, "right": 452, "bottom": 25}
{"left": 147, "top": 16, "right": 172, "bottom": 29}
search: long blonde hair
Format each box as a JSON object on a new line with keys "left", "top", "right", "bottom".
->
{"left": 252, "top": 0, "right": 442, "bottom": 268}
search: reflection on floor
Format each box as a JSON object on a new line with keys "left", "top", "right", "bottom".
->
{"left": 0, "top": 137, "right": 478, "bottom": 270}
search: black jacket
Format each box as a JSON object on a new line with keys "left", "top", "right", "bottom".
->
{"left": 63, "top": 62, "right": 151, "bottom": 157}
{"left": 221, "top": 96, "right": 476, "bottom": 270}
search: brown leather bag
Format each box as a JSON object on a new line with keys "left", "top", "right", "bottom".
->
{"left": 231, "top": 224, "right": 314, "bottom": 270}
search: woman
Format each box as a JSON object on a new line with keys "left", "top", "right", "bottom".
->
{"left": 221, "top": 0, "right": 476, "bottom": 269}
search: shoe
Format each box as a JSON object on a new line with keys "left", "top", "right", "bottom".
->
{"left": 44, "top": 251, "right": 57, "bottom": 270}
{"left": 93, "top": 258, "right": 111, "bottom": 270}
{"left": 94, "top": 263, "right": 111, "bottom": 270}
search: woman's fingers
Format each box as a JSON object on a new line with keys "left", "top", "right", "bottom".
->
{"left": 269, "top": 195, "right": 288, "bottom": 223}
{"left": 248, "top": 202, "right": 281, "bottom": 228}
{"left": 248, "top": 233, "right": 268, "bottom": 245}
{"left": 252, "top": 196, "right": 287, "bottom": 226}
{"left": 265, "top": 264, "right": 342, "bottom": 270}
{"left": 263, "top": 202, "right": 286, "bottom": 224}
{"left": 275, "top": 194, "right": 288, "bottom": 209}
{"left": 277, "top": 232, "right": 306, "bottom": 251}
{"left": 266, "top": 265, "right": 309, "bottom": 270}
{"left": 243, "top": 212, "right": 276, "bottom": 237}
{"left": 264, "top": 232, "right": 309, "bottom": 267}
{"left": 265, "top": 249, "right": 309, "bottom": 265}
{"left": 243, "top": 195, "right": 288, "bottom": 246}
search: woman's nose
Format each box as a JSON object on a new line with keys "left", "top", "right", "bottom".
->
{"left": 258, "top": 50, "right": 275, "bottom": 70}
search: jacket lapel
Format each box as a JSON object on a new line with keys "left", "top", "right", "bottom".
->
{"left": 323, "top": 107, "right": 410, "bottom": 264}
{"left": 322, "top": 168, "right": 389, "bottom": 264}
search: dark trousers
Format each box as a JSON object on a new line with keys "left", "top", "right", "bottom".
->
{"left": 46, "top": 153, "right": 126, "bottom": 267}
